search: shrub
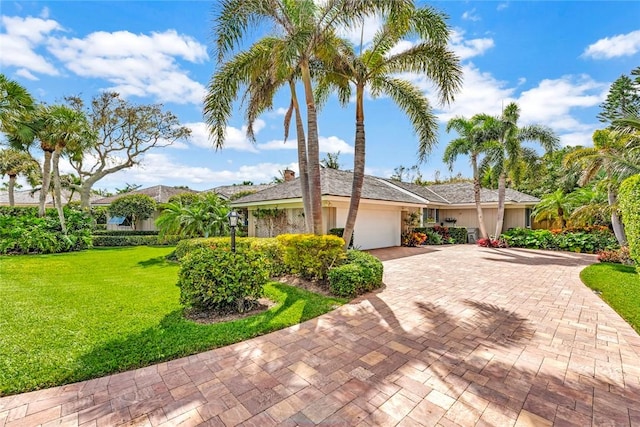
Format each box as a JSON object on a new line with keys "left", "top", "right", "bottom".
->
{"left": 92, "top": 230, "right": 159, "bottom": 236}
{"left": 0, "top": 207, "right": 92, "bottom": 255}
{"left": 501, "top": 228, "right": 555, "bottom": 249}
{"left": 401, "top": 231, "right": 426, "bottom": 247}
{"left": 277, "top": 234, "right": 346, "bottom": 280}
{"left": 501, "top": 227, "right": 618, "bottom": 253}
{"left": 92, "top": 235, "right": 181, "bottom": 247}
{"left": 619, "top": 175, "right": 640, "bottom": 270}
{"left": 424, "top": 229, "right": 443, "bottom": 245}
{"left": 597, "top": 247, "right": 633, "bottom": 265}
{"left": 328, "top": 250, "right": 383, "bottom": 298}
{"left": 477, "top": 238, "right": 506, "bottom": 248}
{"left": 177, "top": 247, "right": 269, "bottom": 313}
{"left": 413, "top": 226, "right": 467, "bottom": 244}
{"left": 249, "top": 238, "right": 290, "bottom": 277}
{"left": 108, "top": 194, "right": 157, "bottom": 230}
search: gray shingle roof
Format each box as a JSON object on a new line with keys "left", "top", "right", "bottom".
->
{"left": 232, "top": 168, "right": 426, "bottom": 205}
{"left": 0, "top": 189, "right": 96, "bottom": 206}
{"left": 92, "top": 185, "right": 199, "bottom": 205}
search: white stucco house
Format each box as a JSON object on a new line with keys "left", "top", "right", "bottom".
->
{"left": 230, "top": 168, "right": 540, "bottom": 250}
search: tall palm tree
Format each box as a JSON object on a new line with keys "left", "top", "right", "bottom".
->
{"left": 480, "top": 103, "right": 559, "bottom": 237}
{"left": 156, "top": 193, "right": 229, "bottom": 238}
{"left": 563, "top": 129, "right": 630, "bottom": 245}
{"left": 0, "top": 74, "right": 35, "bottom": 136}
{"left": 318, "top": 4, "right": 462, "bottom": 248}
{"left": 444, "top": 115, "right": 489, "bottom": 239}
{"left": 208, "top": 0, "right": 407, "bottom": 235}
{"left": 0, "top": 148, "right": 40, "bottom": 206}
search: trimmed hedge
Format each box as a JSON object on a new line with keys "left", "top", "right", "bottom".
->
{"left": 277, "top": 234, "right": 345, "bottom": 280}
{"left": 619, "top": 175, "right": 640, "bottom": 270}
{"left": 501, "top": 227, "right": 618, "bottom": 253}
{"left": 92, "top": 235, "right": 181, "bottom": 247}
{"left": 177, "top": 246, "right": 268, "bottom": 313}
{"left": 413, "top": 226, "right": 467, "bottom": 244}
{"left": 92, "top": 230, "right": 159, "bottom": 236}
{"left": 328, "top": 250, "right": 383, "bottom": 298}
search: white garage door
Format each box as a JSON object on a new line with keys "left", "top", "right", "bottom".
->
{"left": 353, "top": 208, "right": 401, "bottom": 250}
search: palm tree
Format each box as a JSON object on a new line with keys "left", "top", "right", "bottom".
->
{"left": 531, "top": 189, "right": 575, "bottom": 229}
{"left": 0, "top": 148, "right": 40, "bottom": 206}
{"left": 480, "top": 103, "right": 559, "bottom": 237}
{"left": 156, "top": 193, "right": 230, "bottom": 238}
{"left": 208, "top": 0, "right": 409, "bottom": 235}
{"left": 0, "top": 74, "right": 35, "bottom": 136}
{"left": 563, "top": 129, "right": 630, "bottom": 245}
{"left": 444, "top": 115, "right": 489, "bottom": 239}
{"left": 567, "top": 185, "right": 610, "bottom": 227}
{"left": 318, "top": 4, "right": 462, "bottom": 248}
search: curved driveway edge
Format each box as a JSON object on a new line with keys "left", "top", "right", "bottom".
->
{"left": 1, "top": 245, "right": 639, "bottom": 426}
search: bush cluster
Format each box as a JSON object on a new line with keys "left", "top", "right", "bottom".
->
{"left": 328, "top": 250, "right": 383, "bottom": 298}
{"left": 277, "top": 234, "right": 345, "bottom": 280}
{"left": 177, "top": 247, "right": 268, "bottom": 313}
{"left": 0, "top": 207, "right": 92, "bottom": 255}
{"left": 501, "top": 227, "right": 618, "bottom": 253}
{"left": 401, "top": 231, "right": 426, "bottom": 247}
{"left": 93, "top": 230, "right": 159, "bottom": 236}
{"left": 412, "top": 226, "right": 468, "bottom": 244}
{"left": 92, "top": 235, "right": 181, "bottom": 247}
{"left": 597, "top": 247, "right": 633, "bottom": 265}
{"left": 619, "top": 175, "right": 640, "bottom": 270}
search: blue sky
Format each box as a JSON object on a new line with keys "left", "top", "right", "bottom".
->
{"left": 1, "top": 1, "right": 639, "bottom": 192}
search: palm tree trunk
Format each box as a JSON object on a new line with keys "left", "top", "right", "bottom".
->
{"left": 471, "top": 156, "right": 488, "bottom": 239}
{"left": 494, "top": 173, "right": 507, "bottom": 238}
{"left": 608, "top": 185, "right": 627, "bottom": 246}
{"left": 289, "top": 80, "right": 313, "bottom": 233}
{"left": 39, "top": 148, "right": 53, "bottom": 217}
{"left": 8, "top": 173, "right": 16, "bottom": 206}
{"left": 52, "top": 149, "right": 67, "bottom": 234}
{"left": 300, "top": 60, "right": 323, "bottom": 235}
{"left": 342, "top": 83, "right": 366, "bottom": 250}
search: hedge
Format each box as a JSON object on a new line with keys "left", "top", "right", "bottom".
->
{"left": 328, "top": 250, "right": 383, "bottom": 298}
{"left": 277, "top": 234, "right": 345, "bottom": 280}
{"left": 413, "top": 226, "right": 468, "bottom": 244}
{"left": 92, "top": 230, "right": 159, "bottom": 236}
{"left": 619, "top": 175, "right": 640, "bottom": 270}
{"left": 501, "top": 227, "right": 618, "bottom": 253}
{"left": 92, "top": 235, "right": 181, "bottom": 247}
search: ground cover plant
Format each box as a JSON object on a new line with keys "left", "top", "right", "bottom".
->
{"left": 581, "top": 263, "right": 640, "bottom": 334}
{"left": 0, "top": 246, "right": 344, "bottom": 395}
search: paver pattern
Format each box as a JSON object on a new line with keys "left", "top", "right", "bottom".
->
{"left": 2, "top": 245, "right": 640, "bottom": 426}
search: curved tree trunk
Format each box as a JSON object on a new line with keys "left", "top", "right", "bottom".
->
{"left": 608, "top": 185, "right": 627, "bottom": 246}
{"left": 471, "top": 155, "right": 488, "bottom": 239}
{"left": 300, "top": 60, "right": 323, "bottom": 235}
{"left": 52, "top": 149, "right": 67, "bottom": 234}
{"left": 39, "top": 148, "right": 53, "bottom": 217}
{"left": 7, "top": 173, "right": 16, "bottom": 206}
{"left": 494, "top": 173, "right": 506, "bottom": 238}
{"left": 289, "top": 80, "right": 313, "bottom": 233}
{"left": 342, "top": 83, "right": 366, "bottom": 250}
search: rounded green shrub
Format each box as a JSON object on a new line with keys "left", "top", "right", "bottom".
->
{"left": 177, "top": 246, "right": 269, "bottom": 313}
{"left": 277, "top": 234, "right": 346, "bottom": 280}
{"left": 328, "top": 250, "right": 383, "bottom": 298}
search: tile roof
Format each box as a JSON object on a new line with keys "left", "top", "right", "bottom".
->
{"left": 0, "top": 189, "right": 94, "bottom": 206}
{"left": 205, "top": 183, "right": 276, "bottom": 200}
{"left": 232, "top": 168, "right": 426, "bottom": 205}
{"left": 92, "top": 185, "right": 199, "bottom": 205}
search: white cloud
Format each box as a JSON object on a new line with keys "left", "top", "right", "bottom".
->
{"left": 337, "top": 14, "right": 383, "bottom": 47}
{"left": 462, "top": 9, "right": 480, "bottom": 22}
{"left": 0, "top": 16, "right": 60, "bottom": 75}
{"left": 15, "top": 69, "right": 38, "bottom": 80}
{"left": 258, "top": 135, "right": 354, "bottom": 154}
{"left": 558, "top": 130, "right": 596, "bottom": 147}
{"left": 583, "top": 29, "right": 640, "bottom": 59}
{"left": 449, "top": 30, "right": 494, "bottom": 61}
{"left": 47, "top": 29, "right": 208, "bottom": 104}
{"left": 185, "top": 121, "right": 265, "bottom": 153}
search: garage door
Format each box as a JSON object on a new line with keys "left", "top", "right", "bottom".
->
{"left": 353, "top": 209, "right": 400, "bottom": 250}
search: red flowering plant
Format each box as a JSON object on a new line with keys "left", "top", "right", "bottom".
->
{"left": 477, "top": 238, "right": 507, "bottom": 248}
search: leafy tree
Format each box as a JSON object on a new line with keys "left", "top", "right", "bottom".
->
{"left": 156, "top": 193, "right": 229, "bottom": 238}
{"left": 321, "top": 152, "right": 342, "bottom": 170}
{"left": 598, "top": 67, "right": 640, "bottom": 125}
{"left": 479, "top": 103, "right": 559, "bottom": 237}
{"left": 318, "top": 4, "right": 462, "bottom": 248}
{"left": 116, "top": 183, "right": 142, "bottom": 194}
{"left": 65, "top": 93, "right": 191, "bottom": 209}
{"left": 0, "top": 148, "right": 40, "bottom": 206}
{"left": 567, "top": 185, "right": 610, "bottom": 227}
{"left": 108, "top": 194, "right": 157, "bottom": 230}
{"left": 564, "top": 129, "right": 631, "bottom": 245}
{"left": 444, "top": 115, "right": 490, "bottom": 239}
{"left": 531, "top": 189, "right": 576, "bottom": 229}
{"left": 512, "top": 146, "right": 582, "bottom": 198}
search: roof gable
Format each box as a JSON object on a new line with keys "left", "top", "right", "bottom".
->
{"left": 93, "top": 185, "right": 199, "bottom": 205}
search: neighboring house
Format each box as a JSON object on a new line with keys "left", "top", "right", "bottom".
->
{"left": 0, "top": 189, "right": 88, "bottom": 207}
{"left": 93, "top": 185, "right": 198, "bottom": 231}
{"left": 205, "top": 183, "right": 275, "bottom": 201}
{"left": 231, "top": 169, "right": 540, "bottom": 250}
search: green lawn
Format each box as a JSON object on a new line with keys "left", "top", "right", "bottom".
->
{"left": 0, "top": 246, "right": 344, "bottom": 396}
{"left": 581, "top": 263, "right": 640, "bottom": 334}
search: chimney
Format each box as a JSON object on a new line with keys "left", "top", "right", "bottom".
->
{"left": 284, "top": 169, "right": 296, "bottom": 182}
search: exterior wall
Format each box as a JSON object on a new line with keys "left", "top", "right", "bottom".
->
{"left": 437, "top": 206, "right": 530, "bottom": 234}
{"left": 247, "top": 203, "right": 306, "bottom": 238}
{"left": 105, "top": 211, "right": 160, "bottom": 231}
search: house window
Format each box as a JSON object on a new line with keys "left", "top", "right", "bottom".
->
{"left": 423, "top": 208, "right": 439, "bottom": 224}
{"left": 525, "top": 208, "right": 532, "bottom": 228}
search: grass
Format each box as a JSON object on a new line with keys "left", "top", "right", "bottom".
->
{"left": 0, "top": 246, "right": 345, "bottom": 396}
{"left": 580, "top": 262, "right": 640, "bottom": 334}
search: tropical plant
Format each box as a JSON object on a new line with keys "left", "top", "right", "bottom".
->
{"left": 0, "top": 74, "right": 35, "bottom": 137}
{"left": 532, "top": 189, "right": 576, "bottom": 229}
{"left": 156, "top": 193, "right": 229, "bottom": 238}
{"left": 321, "top": 152, "right": 342, "bottom": 170}
{"left": 479, "top": 102, "right": 559, "bottom": 237}
{"left": 318, "top": 4, "right": 462, "bottom": 249}
{"left": 0, "top": 148, "right": 40, "bottom": 206}
{"left": 444, "top": 115, "right": 490, "bottom": 239}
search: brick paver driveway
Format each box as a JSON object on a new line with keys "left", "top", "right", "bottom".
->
{"left": 2, "top": 245, "right": 640, "bottom": 426}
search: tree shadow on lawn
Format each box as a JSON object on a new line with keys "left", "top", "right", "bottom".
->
{"left": 64, "top": 283, "right": 335, "bottom": 387}
{"left": 137, "top": 256, "right": 173, "bottom": 268}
